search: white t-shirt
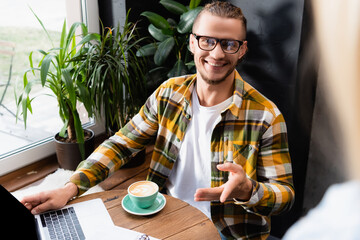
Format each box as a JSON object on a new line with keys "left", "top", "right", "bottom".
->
{"left": 166, "top": 88, "right": 233, "bottom": 219}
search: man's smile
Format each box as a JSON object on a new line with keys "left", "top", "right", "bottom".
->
{"left": 204, "top": 60, "right": 227, "bottom": 68}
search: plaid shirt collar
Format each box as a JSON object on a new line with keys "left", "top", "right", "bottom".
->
{"left": 182, "top": 70, "right": 246, "bottom": 119}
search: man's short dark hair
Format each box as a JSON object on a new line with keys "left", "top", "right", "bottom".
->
{"left": 192, "top": 1, "right": 247, "bottom": 33}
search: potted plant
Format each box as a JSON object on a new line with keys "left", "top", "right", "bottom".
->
{"left": 136, "top": 0, "right": 203, "bottom": 82}
{"left": 16, "top": 13, "right": 95, "bottom": 170}
{"left": 74, "top": 10, "right": 148, "bottom": 135}
{"left": 72, "top": 11, "right": 149, "bottom": 167}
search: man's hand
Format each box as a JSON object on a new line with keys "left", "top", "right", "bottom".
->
{"left": 20, "top": 182, "right": 78, "bottom": 214}
{"left": 194, "top": 163, "right": 253, "bottom": 203}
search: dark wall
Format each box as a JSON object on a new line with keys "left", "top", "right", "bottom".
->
{"left": 97, "top": 0, "right": 114, "bottom": 30}
{"left": 230, "top": 0, "right": 317, "bottom": 237}
{"left": 98, "top": 0, "right": 318, "bottom": 237}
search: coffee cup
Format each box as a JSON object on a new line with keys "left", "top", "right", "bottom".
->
{"left": 128, "top": 181, "right": 159, "bottom": 209}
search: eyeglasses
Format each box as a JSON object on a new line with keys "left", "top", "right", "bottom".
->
{"left": 192, "top": 33, "right": 244, "bottom": 54}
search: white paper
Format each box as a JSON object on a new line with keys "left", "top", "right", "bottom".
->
{"left": 87, "top": 225, "right": 160, "bottom": 240}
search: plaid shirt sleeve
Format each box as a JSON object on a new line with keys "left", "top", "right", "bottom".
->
{"left": 230, "top": 73, "right": 294, "bottom": 217}
{"left": 234, "top": 112, "right": 294, "bottom": 216}
{"left": 69, "top": 89, "right": 161, "bottom": 196}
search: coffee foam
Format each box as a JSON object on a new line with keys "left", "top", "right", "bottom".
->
{"left": 129, "top": 181, "right": 158, "bottom": 197}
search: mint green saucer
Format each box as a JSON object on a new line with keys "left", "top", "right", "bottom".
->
{"left": 122, "top": 193, "right": 166, "bottom": 216}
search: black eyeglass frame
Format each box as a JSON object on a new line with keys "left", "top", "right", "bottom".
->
{"left": 192, "top": 33, "right": 244, "bottom": 54}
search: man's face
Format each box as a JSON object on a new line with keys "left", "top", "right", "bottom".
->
{"left": 190, "top": 12, "right": 247, "bottom": 85}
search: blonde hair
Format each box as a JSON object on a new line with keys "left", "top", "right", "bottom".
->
{"left": 313, "top": 0, "right": 360, "bottom": 180}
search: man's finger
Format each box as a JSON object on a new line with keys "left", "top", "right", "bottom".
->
{"left": 31, "top": 204, "right": 45, "bottom": 215}
{"left": 31, "top": 201, "right": 55, "bottom": 215}
{"left": 21, "top": 195, "right": 40, "bottom": 205}
{"left": 217, "top": 163, "right": 251, "bottom": 202}
{"left": 21, "top": 196, "right": 43, "bottom": 211}
{"left": 194, "top": 187, "right": 223, "bottom": 201}
{"left": 219, "top": 186, "right": 233, "bottom": 203}
{"left": 23, "top": 202, "right": 33, "bottom": 211}
{"left": 217, "top": 162, "right": 243, "bottom": 173}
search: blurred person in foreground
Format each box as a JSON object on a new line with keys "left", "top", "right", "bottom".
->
{"left": 283, "top": 0, "right": 360, "bottom": 239}
{"left": 21, "top": 2, "right": 295, "bottom": 239}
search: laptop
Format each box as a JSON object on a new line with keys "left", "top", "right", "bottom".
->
{"left": 0, "top": 184, "right": 115, "bottom": 240}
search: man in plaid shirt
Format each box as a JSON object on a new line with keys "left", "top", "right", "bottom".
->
{"left": 22, "top": 2, "right": 294, "bottom": 239}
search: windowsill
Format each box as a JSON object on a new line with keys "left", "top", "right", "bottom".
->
{"left": 0, "top": 133, "right": 108, "bottom": 192}
{"left": 0, "top": 155, "right": 59, "bottom": 192}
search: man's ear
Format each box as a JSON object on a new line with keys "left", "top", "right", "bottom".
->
{"left": 189, "top": 34, "right": 195, "bottom": 54}
{"left": 238, "top": 41, "right": 248, "bottom": 60}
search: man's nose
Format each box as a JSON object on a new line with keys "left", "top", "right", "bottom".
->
{"left": 210, "top": 42, "right": 225, "bottom": 58}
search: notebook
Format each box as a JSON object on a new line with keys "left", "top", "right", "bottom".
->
{"left": 0, "top": 184, "right": 115, "bottom": 240}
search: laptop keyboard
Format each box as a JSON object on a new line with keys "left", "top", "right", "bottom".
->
{"left": 40, "top": 207, "right": 85, "bottom": 240}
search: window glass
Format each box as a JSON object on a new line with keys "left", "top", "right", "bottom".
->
{"left": 0, "top": 0, "right": 101, "bottom": 175}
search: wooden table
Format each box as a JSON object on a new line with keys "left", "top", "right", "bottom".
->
{"left": 4, "top": 145, "right": 219, "bottom": 239}
{"left": 70, "top": 189, "right": 220, "bottom": 240}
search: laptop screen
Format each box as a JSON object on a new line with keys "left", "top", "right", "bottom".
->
{"left": 0, "top": 185, "right": 39, "bottom": 239}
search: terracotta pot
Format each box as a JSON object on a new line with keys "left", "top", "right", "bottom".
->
{"left": 54, "top": 129, "right": 95, "bottom": 170}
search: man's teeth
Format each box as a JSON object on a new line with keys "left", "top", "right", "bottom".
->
{"left": 208, "top": 62, "right": 223, "bottom": 67}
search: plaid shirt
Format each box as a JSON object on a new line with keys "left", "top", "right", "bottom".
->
{"left": 70, "top": 71, "right": 294, "bottom": 239}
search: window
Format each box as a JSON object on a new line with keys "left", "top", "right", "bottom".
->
{"left": 0, "top": 0, "right": 104, "bottom": 176}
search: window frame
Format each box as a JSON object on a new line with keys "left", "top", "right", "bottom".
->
{"left": 0, "top": 0, "right": 104, "bottom": 176}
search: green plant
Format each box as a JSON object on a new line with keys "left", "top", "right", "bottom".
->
{"left": 136, "top": 0, "right": 203, "bottom": 79}
{"left": 16, "top": 11, "right": 94, "bottom": 158}
{"left": 73, "top": 11, "right": 148, "bottom": 133}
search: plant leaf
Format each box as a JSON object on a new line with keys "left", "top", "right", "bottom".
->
{"left": 59, "top": 20, "right": 67, "bottom": 66}
{"left": 40, "top": 54, "right": 54, "bottom": 86}
{"left": 21, "top": 96, "right": 28, "bottom": 128}
{"left": 177, "top": 7, "right": 202, "bottom": 34}
{"left": 185, "top": 60, "right": 195, "bottom": 67}
{"left": 189, "top": 0, "right": 202, "bottom": 9}
{"left": 29, "top": 7, "right": 54, "bottom": 47}
{"left": 154, "top": 37, "right": 175, "bottom": 66}
{"left": 136, "top": 43, "right": 157, "bottom": 57}
{"left": 168, "top": 59, "right": 188, "bottom": 77}
{"left": 37, "top": 49, "right": 47, "bottom": 55}
{"left": 161, "top": 27, "right": 175, "bottom": 36}
{"left": 77, "top": 81, "right": 93, "bottom": 117}
{"left": 72, "top": 110, "right": 85, "bottom": 158}
{"left": 141, "top": 11, "right": 170, "bottom": 30}
{"left": 77, "top": 33, "right": 101, "bottom": 46}
{"left": 62, "top": 68, "right": 76, "bottom": 110}
{"left": 59, "top": 119, "right": 68, "bottom": 137}
{"left": 167, "top": 18, "right": 177, "bottom": 27}
{"left": 148, "top": 24, "right": 168, "bottom": 41}
{"left": 28, "top": 51, "right": 35, "bottom": 75}
{"left": 66, "top": 22, "right": 84, "bottom": 49}
{"left": 160, "top": 0, "right": 188, "bottom": 15}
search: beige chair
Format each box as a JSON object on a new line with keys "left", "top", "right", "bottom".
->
{"left": 0, "top": 40, "right": 16, "bottom": 117}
